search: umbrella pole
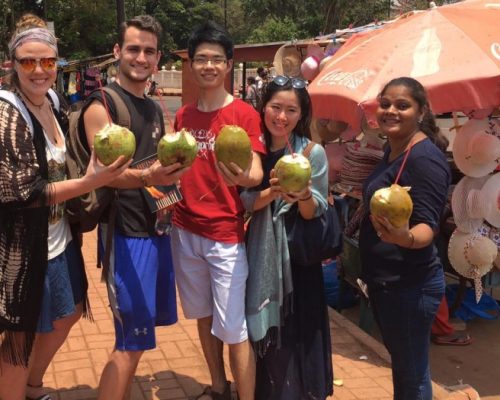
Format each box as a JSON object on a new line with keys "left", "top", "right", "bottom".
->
{"left": 452, "top": 112, "right": 462, "bottom": 133}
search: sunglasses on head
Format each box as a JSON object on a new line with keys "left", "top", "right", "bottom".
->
{"left": 15, "top": 57, "right": 57, "bottom": 73}
{"left": 272, "top": 75, "right": 307, "bottom": 89}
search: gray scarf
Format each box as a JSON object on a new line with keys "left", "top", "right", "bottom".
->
{"left": 245, "top": 195, "right": 293, "bottom": 357}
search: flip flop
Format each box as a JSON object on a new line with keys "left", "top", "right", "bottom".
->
{"left": 431, "top": 332, "right": 472, "bottom": 346}
{"left": 194, "top": 380, "right": 232, "bottom": 400}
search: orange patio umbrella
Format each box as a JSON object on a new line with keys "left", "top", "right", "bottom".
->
{"left": 308, "top": 0, "right": 500, "bottom": 130}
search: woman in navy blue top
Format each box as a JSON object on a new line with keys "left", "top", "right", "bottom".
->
{"left": 359, "top": 77, "right": 451, "bottom": 400}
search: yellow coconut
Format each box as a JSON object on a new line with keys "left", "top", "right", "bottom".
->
{"left": 214, "top": 125, "right": 252, "bottom": 173}
{"left": 370, "top": 184, "right": 413, "bottom": 228}
{"left": 274, "top": 153, "right": 312, "bottom": 193}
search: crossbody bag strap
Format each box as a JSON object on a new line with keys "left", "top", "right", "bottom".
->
{"left": 302, "top": 141, "right": 316, "bottom": 159}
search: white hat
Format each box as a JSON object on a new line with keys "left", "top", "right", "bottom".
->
{"left": 448, "top": 227, "right": 498, "bottom": 302}
{"left": 451, "top": 175, "right": 489, "bottom": 233}
{"left": 487, "top": 226, "right": 500, "bottom": 269}
{"left": 452, "top": 118, "right": 500, "bottom": 177}
{"left": 466, "top": 173, "right": 500, "bottom": 228}
{"left": 462, "top": 107, "right": 494, "bottom": 120}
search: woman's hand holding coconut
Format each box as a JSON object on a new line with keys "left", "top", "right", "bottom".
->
{"left": 369, "top": 214, "right": 415, "bottom": 248}
{"left": 84, "top": 150, "right": 132, "bottom": 189}
{"left": 270, "top": 170, "right": 312, "bottom": 203}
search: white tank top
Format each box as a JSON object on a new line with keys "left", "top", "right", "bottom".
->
{"left": 44, "top": 125, "right": 72, "bottom": 260}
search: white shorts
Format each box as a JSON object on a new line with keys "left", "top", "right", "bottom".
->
{"left": 170, "top": 226, "right": 249, "bottom": 344}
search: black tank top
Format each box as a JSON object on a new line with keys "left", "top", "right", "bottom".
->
{"left": 83, "top": 82, "right": 165, "bottom": 237}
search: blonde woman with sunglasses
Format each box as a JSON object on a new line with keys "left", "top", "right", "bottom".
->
{"left": 0, "top": 15, "right": 129, "bottom": 400}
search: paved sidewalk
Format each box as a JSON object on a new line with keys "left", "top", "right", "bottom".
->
{"left": 41, "top": 230, "right": 399, "bottom": 400}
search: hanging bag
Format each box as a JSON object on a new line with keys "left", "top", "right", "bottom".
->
{"left": 285, "top": 143, "right": 343, "bottom": 266}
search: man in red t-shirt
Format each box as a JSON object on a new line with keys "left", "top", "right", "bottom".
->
{"left": 172, "top": 21, "right": 265, "bottom": 400}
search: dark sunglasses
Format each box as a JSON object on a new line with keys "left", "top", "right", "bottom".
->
{"left": 272, "top": 75, "right": 307, "bottom": 89}
{"left": 15, "top": 57, "right": 57, "bottom": 73}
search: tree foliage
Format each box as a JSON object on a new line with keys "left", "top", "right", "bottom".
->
{"left": 0, "top": 0, "right": 455, "bottom": 63}
{"left": 247, "top": 17, "right": 303, "bottom": 44}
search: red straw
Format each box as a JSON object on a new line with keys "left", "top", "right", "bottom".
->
{"left": 97, "top": 78, "right": 113, "bottom": 126}
{"left": 285, "top": 136, "right": 295, "bottom": 156}
{"left": 155, "top": 88, "right": 174, "bottom": 132}
{"left": 394, "top": 141, "right": 415, "bottom": 185}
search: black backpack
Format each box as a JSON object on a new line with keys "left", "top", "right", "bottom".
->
{"left": 65, "top": 87, "right": 130, "bottom": 233}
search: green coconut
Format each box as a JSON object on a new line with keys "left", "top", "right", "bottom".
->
{"left": 157, "top": 128, "right": 198, "bottom": 168}
{"left": 214, "top": 125, "right": 252, "bottom": 173}
{"left": 94, "top": 123, "right": 136, "bottom": 166}
{"left": 370, "top": 184, "right": 413, "bottom": 228}
{"left": 274, "top": 153, "right": 312, "bottom": 193}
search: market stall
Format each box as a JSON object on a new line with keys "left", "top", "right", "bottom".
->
{"left": 56, "top": 53, "right": 116, "bottom": 107}
{"left": 303, "top": 0, "right": 500, "bottom": 330}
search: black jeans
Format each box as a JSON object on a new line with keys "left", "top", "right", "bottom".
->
{"left": 369, "top": 268, "right": 444, "bottom": 400}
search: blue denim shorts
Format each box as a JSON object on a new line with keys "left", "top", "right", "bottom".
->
{"left": 37, "top": 240, "right": 84, "bottom": 333}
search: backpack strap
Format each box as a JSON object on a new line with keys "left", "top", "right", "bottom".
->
{"left": 93, "top": 86, "right": 129, "bottom": 279}
{"left": 46, "top": 88, "right": 60, "bottom": 112}
{"left": 102, "top": 86, "right": 131, "bottom": 128}
{"left": 0, "top": 90, "right": 34, "bottom": 135}
{"left": 302, "top": 141, "right": 316, "bottom": 159}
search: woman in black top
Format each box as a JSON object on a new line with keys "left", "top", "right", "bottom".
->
{"left": 359, "top": 77, "right": 451, "bottom": 400}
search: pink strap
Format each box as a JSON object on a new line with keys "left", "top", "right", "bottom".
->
{"left": 394, "top": 141, "right": 416, "bottom": 185}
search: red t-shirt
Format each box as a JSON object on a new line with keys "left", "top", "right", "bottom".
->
{"left": 173, "top": 99, "right": 265, "bottom": 243}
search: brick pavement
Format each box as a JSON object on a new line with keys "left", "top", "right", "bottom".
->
{"left": 41, "top": 230, "right": 402, "bottom": 400}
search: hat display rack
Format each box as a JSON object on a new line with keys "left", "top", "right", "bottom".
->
{"left": 449, "top": 114, "right": 500, "bottom": 302}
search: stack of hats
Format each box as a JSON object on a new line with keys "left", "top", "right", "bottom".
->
{"left": 449, "top": 116, "right": 500, "bottom": 302}
{"left": 339, "top": 141, "right": 384, "bottom": 191}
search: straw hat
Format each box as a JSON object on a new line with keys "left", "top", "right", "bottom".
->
{"left": 452, "top": 118, "right": 500, "bottom": 177}
{"left": 361, "top": 116, "right": 385, "bottom": 150}
{"left": 107, "top": 64, "right": 117, "bottom": 77}
{"left": 451, "top": 175, "right": 489, "bottom": 233}
{"left": 273, "top": 44, "right": 302, "bottom": 78}
{"left": 311, "top": 118, "right": 349, "bottom": 142}
{"left": 325, "top": 141, "right": 347, "bottom": 184}
{"left": 448, "top": 227, "right": 498, "bottom": 302}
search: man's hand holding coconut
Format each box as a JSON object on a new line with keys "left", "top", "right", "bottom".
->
{"left": 214, "top": 125, "right": 262, "bottom": 187}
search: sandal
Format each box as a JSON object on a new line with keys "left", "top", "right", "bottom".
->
{"left": 431, "top": 332, "right": 472, "bottom": 346}
{"left": 26, "top": 382, "right": 52, "bottom": 400}
{"left": 26, "top": 396, "right": 52, "bottom": 400}
{"left": 195, "top": 380, "right": 231, "bottom": 400}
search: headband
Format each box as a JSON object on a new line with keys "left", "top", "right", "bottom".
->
{"left": 8, "top": 27, "right": 58, "bottom": 56}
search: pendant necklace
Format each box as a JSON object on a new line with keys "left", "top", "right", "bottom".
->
{"left": 20, "top": 90, "right": 45, "bottom": 110}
